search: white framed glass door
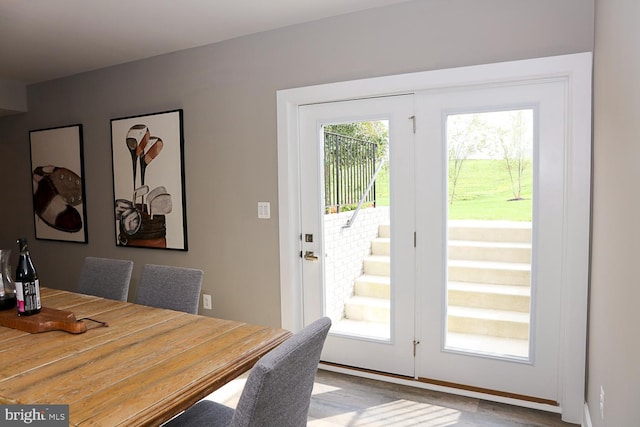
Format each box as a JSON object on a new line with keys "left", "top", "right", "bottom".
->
{"left": 415, "top": 80, "right": 568, "bottom": 401}
{"left": 299, "top": 95, "right": 416, "bottom": 377}
{"left": 278, "top": 53, "right": 591, "bottom": 422}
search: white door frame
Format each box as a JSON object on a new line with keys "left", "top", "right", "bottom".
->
{"left": 299, "top": 95, "right": 417, "bottom": 377}
{"left": 276, "top": 52, "right": 591, "bottom": 423}
{"left": 415, "top": 81, "right": 569, "bottom": 400}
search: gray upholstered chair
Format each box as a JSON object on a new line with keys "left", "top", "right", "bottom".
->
{"left": 76, "top": 256, "right": 133, "bottom": 301}
{"left": 134, "top": 264, "right": 203, "bottom": 314}
{"left": 165, "top": 317, "right": 331, "bottom": 427}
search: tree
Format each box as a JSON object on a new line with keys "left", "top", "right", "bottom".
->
{"left": 497, "top": 110, "right": 532, "bottom": 200}
{"left": 324, "top": 121, "right": 388, "bottom": 159}
{"left": 447, "top": 114, "right": 489, "bottom": 204}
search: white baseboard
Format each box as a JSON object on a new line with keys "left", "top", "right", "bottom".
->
{"left": 319, "top": 363, "right": 562, "bottom": 414}
{"left": 583, "top": 402, "right": 593, "bottom": 427}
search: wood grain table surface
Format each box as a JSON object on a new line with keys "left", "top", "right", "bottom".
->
{"left": 0, "top": 287, "right": 291, "bottom": 426}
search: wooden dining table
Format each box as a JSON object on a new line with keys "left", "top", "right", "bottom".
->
{"left": 0, "top": 287, "right": 291, "bottom": 426}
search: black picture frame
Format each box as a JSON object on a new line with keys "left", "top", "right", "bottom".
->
{"left": 29, "top": 124, "right": 88, "bottom": 243}
{"left": 110, "top": 109, "right": 188, "bottom": 251}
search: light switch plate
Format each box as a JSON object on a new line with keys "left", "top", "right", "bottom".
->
{"left": 258, "top": 202, "right": 270, "bottom": 219}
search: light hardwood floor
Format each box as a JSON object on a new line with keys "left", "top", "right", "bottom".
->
{"left": 206, "top": 369, "right": 579, "bottom": 426}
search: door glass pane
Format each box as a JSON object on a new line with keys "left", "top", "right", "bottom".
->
{"left": 445, "top": 110, "right": 533, "bottom": 360}
{"left": 322, "top": 120, "right": 391, "bottom": 341}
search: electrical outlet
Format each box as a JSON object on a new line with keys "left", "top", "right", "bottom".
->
{"left": 599, "top": 385, "right": 605, "bottom": 419}
{"left": 203, "top": 294, "right": 212, "bottom": 310}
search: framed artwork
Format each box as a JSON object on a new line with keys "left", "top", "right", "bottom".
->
{"left": 29, "top": 124, "right": 88, "bottom": 243}
{"left": 110, "top": 109, "right": 188, "bottom": 251}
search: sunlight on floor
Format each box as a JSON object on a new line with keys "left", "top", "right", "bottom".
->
{"left": 307, "top": 398, "right": 462, "bottom": 427}
{"left": 308, "top": 378, "right": 463, "bottom": 427}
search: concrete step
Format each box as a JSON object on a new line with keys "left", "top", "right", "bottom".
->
{"left": 364, "top": 255, "right": 390, "bottom": 276}
{"left": 330, "top": 320, "right": 528, "bottom": 357}
{"left": 448, "top": 281, "right": 530, "bottom": 312}
{"left": 332, "top": 318, "right": 390, "bottom": 340}
{"left": 355, "top": 274, "right": 390, "bottom": 299}
{"left": 448, "top": 259, "right": 531, "bottom": 286}
{"left": 371, "top": 237, "right": 390, "bottom": 256}
{"left": 447, "top": 306, "right": 530, "bottom": 340}
{"left": 446, "top": 332, "right": 529, "bottom": 358}
{"left": 448, "top": 240, "right": 531, "bottom": 264}
{"left": 449, "top": 220, "right": 532, "bottom": 244}
{"left": 344, "top": 296, "right": 390, "bottom": 323}
{"left": 375, "top": 221, "right": 531, "bottom": 242}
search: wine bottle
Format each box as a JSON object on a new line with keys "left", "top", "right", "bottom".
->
{"left": 15, "top": 238, "right": 41, "bottom": 316}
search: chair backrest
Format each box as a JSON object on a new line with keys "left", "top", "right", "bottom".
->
{"left": 77, "top": 256, "right": 133, "bottom": 301}
{"left": 231, "top": 317, "right": 331, "bottom": 427}
{"left": 134, "top": 264, "right": 203, "bottom": 314}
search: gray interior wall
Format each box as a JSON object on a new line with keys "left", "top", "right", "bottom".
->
{"left": 0, "top": 79, "right": 27, "bottom": 116}
{"left": 0, "top": 0, "right": 593, "bottom": 329}
{"left": 589, "top": 1, "right": 640, "bottom": 426}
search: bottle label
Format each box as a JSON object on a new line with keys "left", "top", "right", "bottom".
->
{"left": 15, "top": 279, "right": 41, "bottom": 313}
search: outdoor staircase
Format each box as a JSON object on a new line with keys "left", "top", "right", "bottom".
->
{"left": 447, "top": 221, "right": 531, "bottom": 356}
{"left": 344, "top": 224, "right": 391, "bottom": 325}
{"left": 341, "top": 221, "right": 532, "bottom": 356}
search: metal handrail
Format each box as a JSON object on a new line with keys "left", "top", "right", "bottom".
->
{"left": 342, "top": 155, "right": 387, "bottom": 229}
{"left": 324, "top": 132, "right": 378, "bottom": 213}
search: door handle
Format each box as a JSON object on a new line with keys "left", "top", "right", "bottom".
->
{"left": 303, "top": 251, "right": 319, "bottom": 261}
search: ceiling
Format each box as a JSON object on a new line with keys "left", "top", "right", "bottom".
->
{"left": 0, "top": 0, "right": 411, "bottom": 85}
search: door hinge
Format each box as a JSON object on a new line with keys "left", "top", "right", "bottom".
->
{"left": 413, "top": 340, "right": 420, "bottom": 357}
{"left": 414, "top": 231, "right": 417, "bottom": 247}
{"left": 409, "top": 115, "right": 416, "bottom": 133}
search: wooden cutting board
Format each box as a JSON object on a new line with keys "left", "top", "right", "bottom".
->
{"left": 0, "top": 306, "right": 87, "bottom": 334}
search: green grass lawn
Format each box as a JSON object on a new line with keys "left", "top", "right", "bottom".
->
{"left": 449, "top": 159, "right": 532, "bottom": 221}
{"left": 374, "top": 160, "right": 532, "bottom": 221}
